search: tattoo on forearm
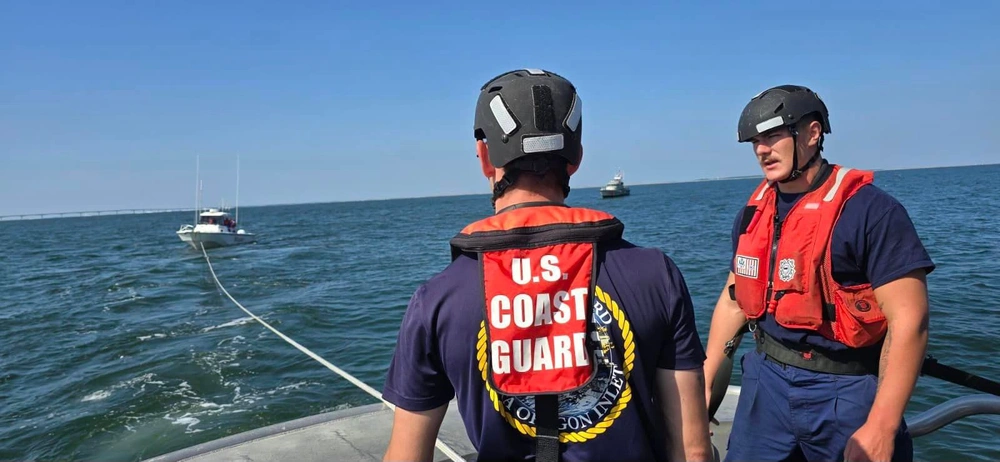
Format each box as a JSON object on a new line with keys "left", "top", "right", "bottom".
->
{"left": 877, "top": 327, "right": 893, "bottom": 391}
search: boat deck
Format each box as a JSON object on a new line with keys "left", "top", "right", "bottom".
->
{"left": 145, "top": 386, "right": 740, "bottom": 462}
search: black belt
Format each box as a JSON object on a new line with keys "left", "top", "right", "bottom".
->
{"left": 755, "top": 330, "right": 878, "bottom": 376}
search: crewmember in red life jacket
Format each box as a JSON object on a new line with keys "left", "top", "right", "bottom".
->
{"left": 382, "top": 69, "right": 713, "bottom": 462}
{"left": 703, "top": 85, "right": 935, "bottom": 462}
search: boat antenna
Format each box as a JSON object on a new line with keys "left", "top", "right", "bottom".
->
{"left": 194, "top": 155, "right": 200, "bottom": 224}
{"left": 235, "top": 155, "right": 240, "bottom": 224}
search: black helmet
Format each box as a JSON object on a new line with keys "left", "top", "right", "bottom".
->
{"left": 474, "top": 69, "right": 582, "bottom": 168}
{"left": 737, "top": 85, "right": 830, "bottom": 143}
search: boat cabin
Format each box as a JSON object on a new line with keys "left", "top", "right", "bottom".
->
{"left": 198, "top": 209, "right": 237, "bottom": 229}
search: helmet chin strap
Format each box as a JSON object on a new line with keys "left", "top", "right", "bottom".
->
{"left": 777, "top": 125, "right": 820, "bottom": 184}
{"left": 491, "top": 170, "right": 520, "bottom": 207}
{"left": 490, "top": 156, "right": 572, "bottom": 207}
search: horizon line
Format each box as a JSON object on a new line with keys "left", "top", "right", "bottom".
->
{"left": 3, "top": 162, "right": 997, "bottom": 220}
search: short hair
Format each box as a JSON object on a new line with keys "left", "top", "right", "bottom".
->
{"left": 503, "top": 154, "right": 571, "bottom": 198}
{"left": 797, "top": 113, "right": 826, "bottom": 153}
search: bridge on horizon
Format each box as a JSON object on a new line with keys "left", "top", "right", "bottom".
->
{"left": 0, "top": 208, "right": 197, "bottom": 222}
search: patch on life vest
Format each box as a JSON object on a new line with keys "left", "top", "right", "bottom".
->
{"left": 478, "top": 285, "right": 634, "bottom": 443}
{"left": 734, "top": 255, "right": 760, "bottom": 279}
{"left": 481, "top": 242, "right": 597, "bottom": 396}
{"left": 778, "top": 258, "right": 796, "bottom": 282}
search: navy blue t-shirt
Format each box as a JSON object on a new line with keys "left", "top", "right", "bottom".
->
{"left": 730, "top": 181, "right": 935, "bottom": 351}
{"left": 383, "top": 239, "right": 706, "bottom": 462}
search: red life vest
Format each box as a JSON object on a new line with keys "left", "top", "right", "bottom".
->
{"left": 449, "top": 205, "right": 624, "bottom": 396}
{"left": 733, "top": 165, "right": 888, "bottom": 348}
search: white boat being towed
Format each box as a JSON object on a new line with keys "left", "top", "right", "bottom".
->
{"left": 177, "top": 208, "right": 255, "bottom": 250}
{"left": 178, "top": 156, "right": 255, "bottom": 250}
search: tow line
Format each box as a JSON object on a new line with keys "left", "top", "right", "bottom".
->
{"left": 200, "top": 243, "right": 465, "bottom": 462}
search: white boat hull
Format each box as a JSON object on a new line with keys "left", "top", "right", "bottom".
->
{"left": 600, "top": 187, "right": 630, "bottom": 198}
{"left": 177, "top": 229, "right": 255, "bottom": 249}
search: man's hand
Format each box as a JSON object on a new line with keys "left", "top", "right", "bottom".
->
{"left": 851, "top": 269, "right": 928, "bottom": 461}
{"left": 844, "top": 421, "right": 896, "bottom": 462}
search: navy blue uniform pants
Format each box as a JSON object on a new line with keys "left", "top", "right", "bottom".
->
{"left": 725, "top": 349, "right": 912, "bottom": 462}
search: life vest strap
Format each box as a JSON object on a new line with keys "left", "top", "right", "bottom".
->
{"left": 755, "top": 330, "right": 878, "bottom": 376}
{"left": 535, "top": 394, "right": 560, "bottom": 462}
{"left": 450, "top": 219, "right": 623, "bottom": 260}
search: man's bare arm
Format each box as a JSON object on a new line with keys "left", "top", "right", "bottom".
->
{"left": 384, "top": 404, "right": 448, "bottom": 462}
{"left": 658, "top": 368, "right": 714, "bottom": 461}
{"left": 703, "top": 272, "right": 749, "bottom": 405}
{"left": 868, "top": 269, "right": 930, "bottom": 431}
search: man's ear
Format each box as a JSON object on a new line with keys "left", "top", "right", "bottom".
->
{"left": 807, "top": 120, "right": 823, "bottom": 149}
{"left": 567, "top": 145, "right": 583, "bottom": 176}
{"left": 477, "top": 141, "right": 496, "bottom": 179}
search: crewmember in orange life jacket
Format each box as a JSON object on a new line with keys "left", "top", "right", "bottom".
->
{"left": 382, "top": 69, "right": 713, "bottom": 462}
{"left": 703, "top": 85, "right": 935, "bottom": 462}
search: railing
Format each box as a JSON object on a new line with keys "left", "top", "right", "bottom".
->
{"left": 910, "top": 394, "right": 1000, "bottom": 437}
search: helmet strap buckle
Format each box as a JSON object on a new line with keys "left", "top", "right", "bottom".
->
{"left": 491, "top": 170, "right": 521, "bottom": 207}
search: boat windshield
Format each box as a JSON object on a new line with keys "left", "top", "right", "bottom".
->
{"left": 199, "top": 215, "right": 232, "bottom": 225}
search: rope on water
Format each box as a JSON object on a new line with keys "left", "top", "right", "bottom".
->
{"left": 200, "top": 243, "right": 466, "bottom": 462}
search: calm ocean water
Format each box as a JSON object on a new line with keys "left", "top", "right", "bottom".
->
{"left": 1, "top": 164, "right": 998, "bottom": 461}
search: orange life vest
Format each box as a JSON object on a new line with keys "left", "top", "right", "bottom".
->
{"left": 449, "top": 205, "right": 624, "bottom": 396}
{"left": 733, "top": 166, "right": 887, "bottom": 348}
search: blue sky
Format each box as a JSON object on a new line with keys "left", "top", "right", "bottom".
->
{"left": 2, "top": 1, "right": 997, "bottom": 215}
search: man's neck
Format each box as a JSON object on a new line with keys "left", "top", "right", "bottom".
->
{"left": 493, "top": 188, "right": 565, "bottom": 214}
{"left": 776, "top": 155, "right": 824, "bottom": 194}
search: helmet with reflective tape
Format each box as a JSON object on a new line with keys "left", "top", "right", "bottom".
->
{"left": 474, "top": 69, "right": 582, "bottom": 168}
{"left": 737, "top": 85, "right": 831, "bottom": 143}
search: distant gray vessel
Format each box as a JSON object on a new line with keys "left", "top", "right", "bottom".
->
{"left": 599, "top": 170, "right": 631, "bottom": 198}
